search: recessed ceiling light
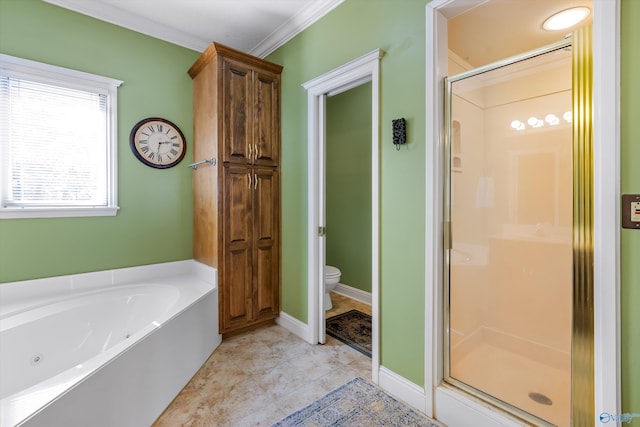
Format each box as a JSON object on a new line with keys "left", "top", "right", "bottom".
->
{"left": 543, "top": 7, "right": 591, "bottom": 31}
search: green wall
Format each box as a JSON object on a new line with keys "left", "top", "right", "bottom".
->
{"left": 620, "top": 0, "right": 640, "bottom": 418}
{"left": 326, "top": 83, "right": 372, "bottom": 293}
{"left": 0, "top": 0, "right": 200, "bottom": 283}
{"left": 268, "top": 0, "right": 428, "bottom": 384}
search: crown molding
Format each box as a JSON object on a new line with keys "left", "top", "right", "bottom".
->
{"left": 43, "top": 0, "right": 343, "bottom": 55}
{"left": 43, "top": 0, "right": 210, "bottom": 52}
{"left": 249, "top": 0, "right": 345, "bottom": 58}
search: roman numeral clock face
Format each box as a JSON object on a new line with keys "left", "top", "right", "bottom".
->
{"left": 130, "top": 117, "right": 186, "bottom": 169}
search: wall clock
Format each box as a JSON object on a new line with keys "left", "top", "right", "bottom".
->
{"left": 129, "top": 117, "right": 186, "bottom": 169}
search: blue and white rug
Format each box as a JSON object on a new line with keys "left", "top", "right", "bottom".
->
{"left": 271, "top": 377, "right": 443, "bottom": 426}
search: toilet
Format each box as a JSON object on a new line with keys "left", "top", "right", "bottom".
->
{"left": 324, "top": 265, "right": 341, "bottom": 310}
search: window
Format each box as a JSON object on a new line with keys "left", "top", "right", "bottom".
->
{"left": 0, "top": 54, "right": 122, "bottom": 219}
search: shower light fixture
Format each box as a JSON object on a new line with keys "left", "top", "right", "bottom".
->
{"left": 510, "top": 111, "right": 572, "bottom": 131}
{"left": 543, "top": 7, "right": 591, "bottom": 31}
{"left": 545, "top": 114, "right": 559, "bottom": 125}
{"left": 528, "top": 116, "right": 544, "bottom": 128}
{"left": 511, "top": 120, "right": 525, "bottom": 131}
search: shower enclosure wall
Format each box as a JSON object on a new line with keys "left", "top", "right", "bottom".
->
{"left": 445, "top": 44, "right": 573, "bottom": 426}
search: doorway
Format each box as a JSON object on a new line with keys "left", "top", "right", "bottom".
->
{"left": 303, "top": 49, "right": 383, "bottom": 383}
{"left": 324, "top": 81, "right": 373, "bottom": 321}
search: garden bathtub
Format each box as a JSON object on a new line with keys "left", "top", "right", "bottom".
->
{"left": 0, "top": 260, "right": 220, "bottom": 427}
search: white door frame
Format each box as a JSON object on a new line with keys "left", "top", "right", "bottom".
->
{"left": 425, "top": 0, "right": 620, "bottom": 424}
{"left": 303, "top": 48, "right": 383, "bottom": 383}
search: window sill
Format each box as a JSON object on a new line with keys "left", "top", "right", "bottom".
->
{"left": 0, "top": 206, "right": 120, "bottom": 219}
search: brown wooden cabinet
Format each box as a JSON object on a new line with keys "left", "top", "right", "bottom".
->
{"left": 221, "top": 57, "right": 280, "bottom": 167}
{"left": 189, "top": 42, "right": 282, "bottom": 334}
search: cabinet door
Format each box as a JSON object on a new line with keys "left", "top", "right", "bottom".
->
{"left": 252, "top": 167, "right": 280, "bottom": 320}
{"left": 221, "top": 165, "right": 253, "bottom": 332}
{"left": 252, "top": 70, "right": 280, "bottom": 167}
{"left": 222, "top": 58, "right": 252, "bottom": 165}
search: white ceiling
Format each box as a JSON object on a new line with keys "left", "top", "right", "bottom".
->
{"left": 42, "top": 0, "right": 345, "bottom": 57}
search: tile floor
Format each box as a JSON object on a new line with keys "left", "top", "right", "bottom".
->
{"left": 153, "top": 292, "right": 372, "bottom": 426}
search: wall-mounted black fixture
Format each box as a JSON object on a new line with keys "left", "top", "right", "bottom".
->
{"left": 392, "top": 118, "right": 406, "bottom": 151}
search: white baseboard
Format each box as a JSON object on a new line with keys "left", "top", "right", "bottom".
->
{"left": 378, "top": 366, "right": 427, "bottom": 414}
{"left": 277, "top": 311, "right": 315, "bottom": 344}
{"left": 333, "top": 283, "right": 372, "bottom": 306}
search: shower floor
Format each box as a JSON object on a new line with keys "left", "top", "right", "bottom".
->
{"left": 451, "top": 338, "right": 570, "bottom": 426}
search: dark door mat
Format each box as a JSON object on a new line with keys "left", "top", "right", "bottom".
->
{"left": 326, "top": 309, "right": 372, "bottom": 357}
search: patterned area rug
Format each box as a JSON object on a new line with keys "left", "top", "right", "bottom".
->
{"left": 326, "top": 310, "right": 371, "bottom": 357}
{"left": 271, "top": 377, "right": 442, "bottom": 427}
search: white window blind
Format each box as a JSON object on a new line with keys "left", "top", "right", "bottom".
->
{"left": 0, "top": 54, "right": 122, "bottom": 218}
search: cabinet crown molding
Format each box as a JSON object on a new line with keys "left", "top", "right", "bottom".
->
{"left": 188, "top": 41, "right": 283, "bottom": 79}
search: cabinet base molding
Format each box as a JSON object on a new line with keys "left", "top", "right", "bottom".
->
{"left": 222, "top": 318, "right": 278, "bottom": 339}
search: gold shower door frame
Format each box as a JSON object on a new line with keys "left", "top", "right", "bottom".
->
{"left": 443, "top": 30, "right": 594, "bottom": 426}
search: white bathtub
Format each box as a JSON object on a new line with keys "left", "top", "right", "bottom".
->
{"left": 0, "top": 260, "right": 221, "bottom": 427}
